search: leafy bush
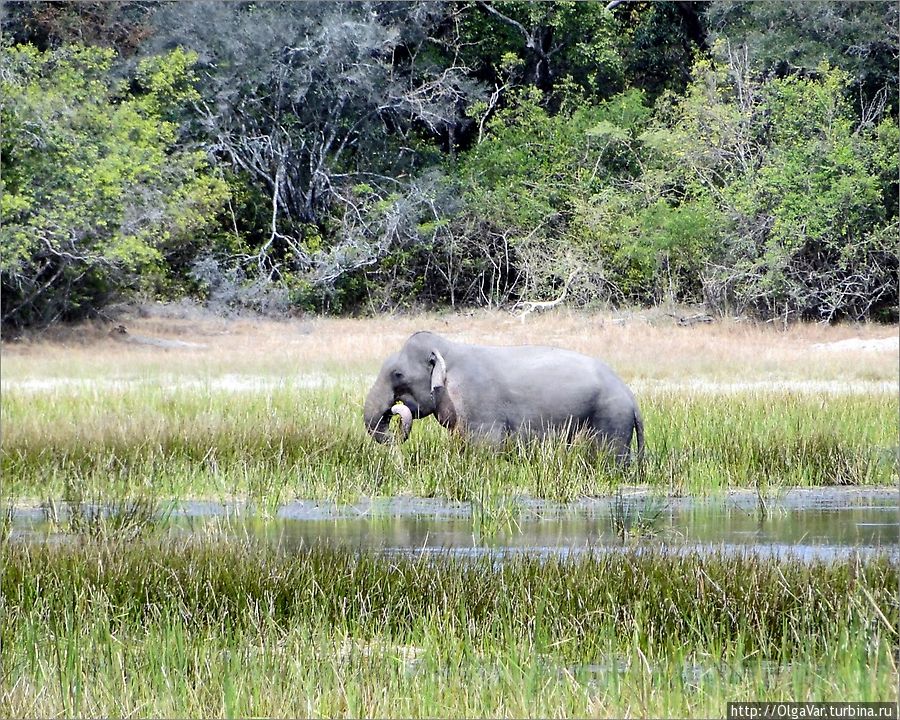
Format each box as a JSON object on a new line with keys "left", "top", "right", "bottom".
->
{"left": 448, "top": 88, "right": 719, "bottom": 307}
{"left": 653, "top": 57, "right": 898, "bottom": 321}
{"left": 0, "top": 44, "right": 228, "bottom": 328}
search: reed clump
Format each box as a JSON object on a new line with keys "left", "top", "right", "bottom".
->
{"left": 2, "top": 538, "right": 896, "bottom": 717}
{"left": 3, "top": 538, "right": 896, "bottom": 657}
{"left": 2, "top": 386, "right": 894, "bottom": 500}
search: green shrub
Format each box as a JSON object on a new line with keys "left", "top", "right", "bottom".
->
{"left": 0, "top": 44, "right": 228, "bottom": 328}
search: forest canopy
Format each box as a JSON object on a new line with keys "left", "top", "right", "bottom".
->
{"left": 1, "top": 0, "right": 897, "bottom": 328}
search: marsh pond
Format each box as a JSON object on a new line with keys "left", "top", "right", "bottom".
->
{"left": 8, "top": 487, "right": 897, "bottom": 563}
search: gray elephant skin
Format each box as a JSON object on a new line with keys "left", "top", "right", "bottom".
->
{"left": 363, "top": 331, "right": 644, "bottom": 461}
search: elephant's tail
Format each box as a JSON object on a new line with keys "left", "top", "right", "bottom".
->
{"left": 633, "top": 407, "right": 645, "bottom": 462}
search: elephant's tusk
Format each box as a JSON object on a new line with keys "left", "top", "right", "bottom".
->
{"left": 390, "top": 404, "right": 413, "bottom": 442}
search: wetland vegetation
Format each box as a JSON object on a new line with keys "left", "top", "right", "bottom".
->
{"left": 2, "top": 537, "right": 897, "bottom": 717}
{"left": 1, "top": 383, "right": 894, "bottom": 502}
{"left": 2, "top": 313, "right": 897, "bottom": 717}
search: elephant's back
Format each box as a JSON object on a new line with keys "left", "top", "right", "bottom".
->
{"left": 440, "top": 338, "right": 638, "bottom": 447}
{"left": 464, "top": 344, "right": 629, "bottom": 415}
{"left": 471, "top": 344, "right": 623, "bottom": 388}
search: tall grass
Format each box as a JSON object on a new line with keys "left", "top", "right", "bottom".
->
{"left": 2, "top": 538, "right": 896, "bottom": 717}
{"left": 5, "top": 618, "right": 892, "bottom": 718}
{"left": 7, "top": 538, "right": 896, "bottom": 653}
{"left": 2, "top": 384, "right": 893, "bottom": 500}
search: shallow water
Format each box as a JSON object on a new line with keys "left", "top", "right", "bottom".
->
{"left": 7, "top": 488, "right": 898, "bottom": 562}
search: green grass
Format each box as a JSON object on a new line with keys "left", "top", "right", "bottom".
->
{"left": 2, "top": 376, "right": 895, "bottom": 717}
{"left": 1, "top": 384, "right": 894, "bottom": 501}
{"left": 2, "top": 537, "right": 896, "bottom": 717}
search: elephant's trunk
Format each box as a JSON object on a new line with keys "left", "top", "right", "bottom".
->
{"left": 363, "top": 403, "right": 393, "bottom": 445}
{"left": 364, "top": 379, "right": 412, "bottom": 444}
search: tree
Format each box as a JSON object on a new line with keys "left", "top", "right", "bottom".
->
{"left": 648, "top": 55, "right": 898, "bottom": 321}
{"left": 707, "top": 1, "right": 899, "bottom": 110}
{"left": 146, "top": 1, "right": 479, "bottom": 288}
{"left": 463, "top": 1, "right": 625, "bottom": 98}
{"left": 0, "top": 43, "right": 228, "bottom": 328}
{"left": 450, "top": 87, "right": 700, "bottom": 308}
{"left": 1, "top": 1, "right": 156, "bottom": 55}
{"left": 612, "top": 1, "right": 708, "bottom": 99}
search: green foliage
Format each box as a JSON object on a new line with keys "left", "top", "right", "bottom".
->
{"left": 652, "top": 57, "right": 898, "bottom": 320}
{"left": 459, "top": 2, "right": 625, "bottom": 99}
{"left": 133, "top": 46, "right": 201, "bottom": 120}
{"left": 575, "top": 197, "right": 722, "bottom": 303}
{"left": 0, "top": 43, "right": 228, "bottom": 327}
{"left": 616, "top": 0, "right": 707, "bottom": 99}
{"left": 451, "top": 87, "right": 717, "bottom": 306}
{"left": 461, "top": 87, "right": 586, "bottom": 227}
{"left": 707, "top": 0, "right": 899, "bottom": 110}
{"left": 0, "top": 2, "right": 897, "bottom": 324}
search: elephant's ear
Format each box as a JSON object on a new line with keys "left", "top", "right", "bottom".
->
{"left": 430, "top": 350, "right": 457, "bottom": 429}
{"left": 430, "top": 350, "right": 447, "bottom": 391}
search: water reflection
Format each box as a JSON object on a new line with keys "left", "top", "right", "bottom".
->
{"left": 7, "top": 489, "right": 896, "bottom": 561}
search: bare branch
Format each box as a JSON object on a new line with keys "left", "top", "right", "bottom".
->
{"left": 515, "top": 270, "right": 579, "bottom": 321}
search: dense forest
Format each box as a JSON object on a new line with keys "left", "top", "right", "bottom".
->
{"left": 1, "top": 1, "right": 897, "bottom": 328}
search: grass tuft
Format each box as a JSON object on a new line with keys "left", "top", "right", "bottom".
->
{"left": 2, "top": 387, "right": 893, "bottom": 501}
{"left": 1, "top": 538, "right": 896, "bottom": 717}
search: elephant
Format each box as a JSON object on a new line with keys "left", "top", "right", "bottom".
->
{"left": 363, "top": 331, "right": 644, "bottom": 462}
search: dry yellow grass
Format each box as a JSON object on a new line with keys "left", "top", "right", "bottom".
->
{"left": 1, "top": 307, "right": 897, "bottom": 384}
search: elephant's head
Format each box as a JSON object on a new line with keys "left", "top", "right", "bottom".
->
{"left": 363, "top": 334, "right": 449, "bottom": 443}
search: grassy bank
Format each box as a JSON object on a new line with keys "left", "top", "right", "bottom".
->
{"left": 2, "top": 382, "right": 894, "bottom": 501}
{"left": 3, "top": 312, "right": 896, "bottom": 502}
{"left": 2, "top": 537, "right": 896, "bottom": 717}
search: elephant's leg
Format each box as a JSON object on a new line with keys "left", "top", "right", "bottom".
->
{"left": 586, "top": 432, "right": 628, "bottom": 465}
{"left": 564, "top": 417, "right": 594, "bottom": 444}
{"left": 610, "top": 435, "right": 632, "bottom": 465}
{"left": 590, "top": 413, "right": 634, "bottom": 466}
